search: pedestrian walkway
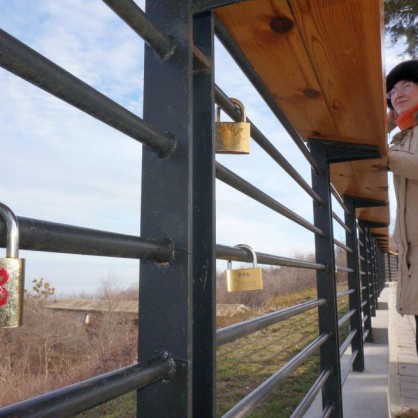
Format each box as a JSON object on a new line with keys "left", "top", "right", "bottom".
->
{"left": 304, "top": 282, "right": 418, "bottom": 417}
{"left": 305, "top": 285, "right": 389, "bottom": 417}
{"left": 388, "top": 282, "right": 418, "bottom": 417}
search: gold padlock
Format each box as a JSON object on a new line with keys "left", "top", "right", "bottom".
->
{"left": 0, "top": 203, "right": 25, "bottom": 328}
{"left": 225, "top": 244, "right": 263, "bottom": 292}
{"left": 215, "top": 98, "right": 251, "bottom": 154}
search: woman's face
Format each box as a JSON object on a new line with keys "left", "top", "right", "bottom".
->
{"left": 389, "top": 80, "right": 418, "bottom": 115}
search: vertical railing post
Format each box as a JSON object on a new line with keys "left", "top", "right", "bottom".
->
{"left": 344, "top": 197, "right": 364, "bottom": 371}
{"left": 379, "top": 249, "right": 386, "bottom": 292}
{"left": 369, "top": 231, "right": 377, "bottom": 317}
{"left": 192, "top": 10, "right": 216, "bottom": 418}
{"left": 137, "top": 1, "right": 195, "bottom": 416}
{"left": 387, "top": 252, "right": 392, "bottom": 282}
{"left": 310, "top": 142, "right": 342, "bottom": 417}
{"left": 359, "top": 222, "right": 373, "bottom": 342}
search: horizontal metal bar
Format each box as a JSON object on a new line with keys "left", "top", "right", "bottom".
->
{"left": 334, "top": 238, "right": 353, "bottom": 253}
{"left": 335, "top": 266, "right": 354, "bottom": 273}
{"left": 331, "top": 184, "right": 350, "bottom": 213}
{"left": 341, "top": 350, "right": 358, "bottom": 386}
{"left": 0, "top": 29, "right": 175, "bottom": 157}
{"left": 222, "top": 334, "right": 329, "bottom": 418}
{"left": 102, "top": 0, "right": 175, "bottom": 59}
{"left": 214, "top": 17, "right": 321, "bottom": 173}
{"left": 363, "top": 329, "right": 370, "bottom": 341}
{"left": 220, "top": 333, "right": 329, "bottom": 418}
{"left": 215, "top": 87, "right": 323, "bottom": 205}
{"left": 338, "top": 309, "right": 355, "bottom": 328}
{"left": 339, "top": 329, "right": 357, "bottom": 357}
{"left": 216, "top": 163, "right": 324, "bottom": 236}
{"left": 0, "top": 217, "right": 173, "bottom": 262}
{"left": 193, "top": 45, "right": 211, "bottom": 70}
{"left": 217, "top": 298, "right": 326, "bottom": 347}
{"left": 216, "top": 244, "right": 325, "bottom": 270}
{"left": 361, "top": 301, "right": 367, "bottom": 308}
{"left": 332, "top": 211, "right": 351, "bottom": 234}
{"left": 322, "top": 404, "right": 335, "bottom": 418}
{"left": 0, "top": 353, "right": 175, "bottom": 418}
{"left": 289, "top": 367, "right": 332, "bottom": 418}
{"left": 194, "top": 0, "right": 248, "bottom": 13}
{"left": 337, "top": 289, "right": 355, "bottom": 298}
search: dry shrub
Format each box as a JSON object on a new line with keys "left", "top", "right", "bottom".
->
{"left": 0, "top": 279, "right": 138, "bottom": 408}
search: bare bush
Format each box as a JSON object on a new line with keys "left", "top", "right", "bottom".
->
{"left": 0, "top": 278, "right": 138, "bottom": 408}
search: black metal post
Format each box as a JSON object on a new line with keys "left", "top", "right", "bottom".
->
{"left": 344, "top": 197, "right": 364, "bottom": 371}
{"left": 138, "top": 1, "right": 195, "bottom": 416}
{"left": 359, "top": 222, "right": 373, "bottom": 342}
{"left": 192, "top": 10, "right": 216, "bottom": 418}
{"left": 369, "top": 231, "right": 377, "bottom": 317}
{"left": 310, "top": 142, "right": 342, "bottom": 417}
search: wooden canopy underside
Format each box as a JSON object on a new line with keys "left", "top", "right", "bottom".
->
{"left": 216, "top": 0, "right": 390, "bottom": 249}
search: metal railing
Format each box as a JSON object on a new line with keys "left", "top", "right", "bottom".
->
{"left": 0, "top": 1, "right": 388, "bottom": 417}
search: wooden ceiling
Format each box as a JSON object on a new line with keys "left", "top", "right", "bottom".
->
{"left": 216, "top": 0, "right": 390, "bottom": 250}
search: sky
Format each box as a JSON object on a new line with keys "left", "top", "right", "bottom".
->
{"left": 0, "top": 1, "right": 403, "bottom": 295}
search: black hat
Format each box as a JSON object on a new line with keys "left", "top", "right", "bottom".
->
{"left": 386, "top": 60, "right": 418, "bottom": 109}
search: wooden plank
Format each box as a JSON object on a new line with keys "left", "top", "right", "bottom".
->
{"left": 330, "top": 159, "right": 388, "bottom": 203}
{"left": 216, "top": 0, "right": 390, "bottom": 247}
{"left": 289, "top": 0, "right": 387, "bottom": 148}
{"left": 216, "top": 0, "right": 339, "bottom": 140}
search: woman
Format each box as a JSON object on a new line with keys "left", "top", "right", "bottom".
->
{"left": 387, "top": 59, "right": 418, "bottom": 353}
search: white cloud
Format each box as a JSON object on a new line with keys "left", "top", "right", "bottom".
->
{"left": 0, "top": 2, "right": 397, "bottom": 294}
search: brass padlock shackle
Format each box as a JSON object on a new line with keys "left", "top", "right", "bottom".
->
{"left": 0, "top": 203, "right": 19, "bottom": 258}
{"left": 227, "top": 243, "right": 258, "bottom": 269}
{"left": 217, "top": 98, "right": 247, "bottom": 123}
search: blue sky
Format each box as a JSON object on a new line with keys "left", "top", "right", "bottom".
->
{"left": 0, "top": 1, "right": 402, "bottom": 295}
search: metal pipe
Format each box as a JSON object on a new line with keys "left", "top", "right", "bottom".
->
{"left": 341, "top": 350, "right": 358, "bottom": 386}
{"left": 220, "top": 334, "right": 329, "bottom": 418}
{"left": 289, "top": 367, "right": 332, "bottom": 418}
{"left": 338, "top": 309, "right": 355, "bottom": 328}
{"left": 0, "top": 354, "right": 175, "bottom": 418}
{"left": 215, "top": 86, "right": 323, "bottom": 205}
{"left": 332, "top": 211, "right": 351, "bottom": 233}
{"left": 334, "top": 238, "right": 353, "bottom": 253}
{"left": 336, "top": 289, "right": 355, "bottom": 298}
{"left": 216, "top": 162, "right": 324, "bottom": 236}
{"left": 102, "top": 0, "right": 175, "bottom": 60}
{"left": 339, "top": 329, "right": 357, "bottom": 357}
{"left": 216, "top": 244, "right": 325, "bottom": 269}
{"left": 330, "top": 184, "right": 350, "bottom": 213}
{"left": 214, "top": 17, "right": 321, "bottom": 173}
{"left": 194, "top": 0, "right": 249, "bottom": 13}
{"left": 335, "top": 266, "right": 354, "bottom": 273}
{"left": 0, "top": 216, "right": 173, "bottom": 262}
{"left": 217, "top": 299, "right": 326, "bottom": 346}
{"left": 0, "top": 29, "right": 175, "bottom": 157}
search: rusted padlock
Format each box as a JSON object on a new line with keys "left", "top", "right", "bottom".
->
{"left": 215, "top": 98, "right": 250, "bottom": 154}
{"left": 0, "top": 203, "right": 25, "bottom": 328}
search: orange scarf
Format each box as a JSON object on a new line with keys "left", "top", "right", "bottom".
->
{"left": 397, "top": 103, "right": 418, "bottom": 131}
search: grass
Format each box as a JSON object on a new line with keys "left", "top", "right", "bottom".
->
{"left": 75, "top": 286, "right": 351, "bottom": 417}
{"left": 216, "top": 290, "right": 321, "bottom": 418}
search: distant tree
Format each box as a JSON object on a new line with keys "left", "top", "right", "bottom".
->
{"left": 385, "top": 0, "right": 418, "bottom": 58}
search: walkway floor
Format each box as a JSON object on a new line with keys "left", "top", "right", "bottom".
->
{"left": 388, "top": 282, "right": 418, "bottom": 417}
{"left": 305, "top": 282, "right": 418, "bottom": 418}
